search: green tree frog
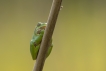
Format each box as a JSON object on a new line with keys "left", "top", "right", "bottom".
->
{"left": 30, "top": 22, "right": 53, "bottom": 60}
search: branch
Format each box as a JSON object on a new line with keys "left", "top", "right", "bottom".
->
{"left": 32, "top": 0, "right": 62, "bottom": 71}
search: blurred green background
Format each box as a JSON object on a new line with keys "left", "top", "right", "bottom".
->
{"left": 0, "top": 0, "right": 106, "bottom": 71}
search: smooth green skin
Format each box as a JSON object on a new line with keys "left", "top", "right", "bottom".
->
{"left": 30, "top": 22, "right": 53, "bottom": 60}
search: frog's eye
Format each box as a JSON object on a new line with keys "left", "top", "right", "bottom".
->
{"left": 37, "top": 22, "right": 42, "bottom": 27}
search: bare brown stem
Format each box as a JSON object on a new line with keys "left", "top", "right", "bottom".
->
{"left": 32, "top": 0, "right": 62, "bottom": 71}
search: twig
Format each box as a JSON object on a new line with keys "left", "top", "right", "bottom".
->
{"left": 32, "top": 0, "right": 62, "bottom": 71}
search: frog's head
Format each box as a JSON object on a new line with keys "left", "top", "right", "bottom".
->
{"left": 34, "top": 22, "right": 47, "bottom": 34}
{"left": 37, "top": 22, "right": 47, "bottom": 29}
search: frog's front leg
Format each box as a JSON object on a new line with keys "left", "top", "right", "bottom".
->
{"left": 32, "top": 32, "right": 44, "bottom": 46}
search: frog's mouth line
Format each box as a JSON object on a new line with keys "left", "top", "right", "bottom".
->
{"left": 39, "top": 26, "right": 46, "bottom": 29}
